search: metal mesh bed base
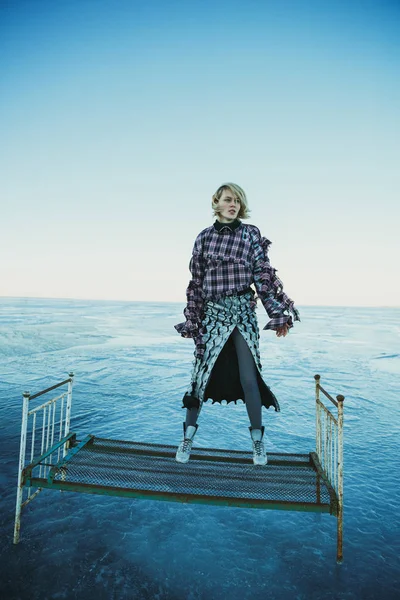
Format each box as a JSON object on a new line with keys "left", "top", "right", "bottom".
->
{"left": 26, "top": 435, "right": 338, "bottom": 515}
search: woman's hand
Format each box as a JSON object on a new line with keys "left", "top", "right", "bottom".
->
{"left": 276, "top": 323, "right": 290, "bottom": 338}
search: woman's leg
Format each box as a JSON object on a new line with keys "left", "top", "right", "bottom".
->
{"left": 232, "top": 327, "right": 267, "bottom": 465}
{"left": 185, "top": 407, "right": 200, "bottom": 428}
{"left": 231, "top": 327, "right": 262, "bottom": 430}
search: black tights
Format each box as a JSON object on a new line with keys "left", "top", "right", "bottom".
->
{"left": 185, "top": 327, "right": 262, "bottom": 430}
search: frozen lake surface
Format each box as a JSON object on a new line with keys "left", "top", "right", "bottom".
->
{"left": 0, "top": 297, "right": 399, "bottom": 599}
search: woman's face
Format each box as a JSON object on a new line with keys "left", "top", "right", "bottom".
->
{"left": 214, "top": 189, "right": 241, "bottom": 223}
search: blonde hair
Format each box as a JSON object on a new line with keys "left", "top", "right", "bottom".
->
{"left": 211, "top": 182, "right": 250, "bottom": 219}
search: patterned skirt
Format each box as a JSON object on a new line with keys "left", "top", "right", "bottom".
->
{"left": 182, "top": 290, "right": 280, "bottom": 413}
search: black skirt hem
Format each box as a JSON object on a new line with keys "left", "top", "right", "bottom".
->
{"left": 181, "top": 382, "right": 280, "bottom": 412}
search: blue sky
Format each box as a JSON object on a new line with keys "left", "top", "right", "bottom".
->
{"left": 1, "top": 0, "right": 399, "bottom": 306}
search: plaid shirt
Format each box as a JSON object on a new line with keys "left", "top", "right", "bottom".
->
{"left": 175, "top": 219, "right": 300, "bottom": 338}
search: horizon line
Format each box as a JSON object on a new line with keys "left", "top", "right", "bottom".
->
{"left": 0, "top": 295, "right": 399, "bottom": 310}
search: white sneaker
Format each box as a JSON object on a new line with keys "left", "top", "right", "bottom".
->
{"left": 175, "top": 423, "right": 198, "bottom": 463}
{"left": 249, "top": 426, "right": 267, "bottom": 465}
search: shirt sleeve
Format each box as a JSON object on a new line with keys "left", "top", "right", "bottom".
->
{"left": 174, "top": 235, "right": 205, "bottom": 338}
{"left": 251, "top": 227, "right": 301, "bottom": 331}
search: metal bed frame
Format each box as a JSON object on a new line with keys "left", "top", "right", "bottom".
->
{"left": 13, "top": 373, "right": 344, "bottom": 562}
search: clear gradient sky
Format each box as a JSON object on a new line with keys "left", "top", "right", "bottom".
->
{"left": 1, "top": 0, "right": 399, "bottom": 306}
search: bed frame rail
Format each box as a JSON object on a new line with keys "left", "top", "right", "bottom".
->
{"left": 314, "top": 374, "right": 344, "bottom": 562}
{"left": 13, "top": 373, "right": 74, "bottom": 544}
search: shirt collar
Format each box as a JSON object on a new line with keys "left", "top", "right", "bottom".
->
{"left": 213, "top": 219, "right": 242, "bottom": 233}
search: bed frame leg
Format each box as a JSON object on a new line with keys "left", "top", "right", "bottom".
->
{"left": 13, "top": 391, "right": 30, "bottom": 544}
{"left": 336, "top": 394, "right": 344, "bottom": 563}
{"left": 337, "top": 505, "right": 343, "bottom": 563}
{"left": 13, "top": 486, "right": 23, "bottom": 544}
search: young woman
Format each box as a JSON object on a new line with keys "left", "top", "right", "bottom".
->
{"left": 174, "top": 183, "right": 300, "bottom": 465}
